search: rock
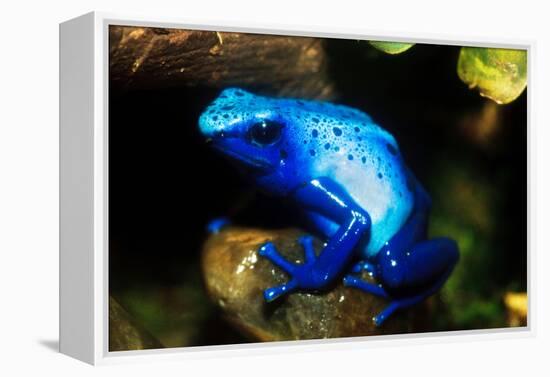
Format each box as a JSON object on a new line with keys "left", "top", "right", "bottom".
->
{"left": 201, "top": 226, "right": 428, "bottom": 342}
{"left": 109, "top": 296, "right": 164, "bottom": 351}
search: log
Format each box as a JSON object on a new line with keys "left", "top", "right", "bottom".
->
{"left": 109, "top": 26, "right": 334, "bottom": 99}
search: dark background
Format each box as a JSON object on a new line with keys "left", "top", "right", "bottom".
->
{"left": 109, "top": 39, "right": 527, "bottom": 347}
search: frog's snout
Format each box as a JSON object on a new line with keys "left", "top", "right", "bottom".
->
{"left": 198, "top": 112, "right": 215, "bottom": 138}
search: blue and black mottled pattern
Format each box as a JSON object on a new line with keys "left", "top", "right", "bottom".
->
{"left": 199, "top": 88, "right": 458, "bottom": 326}
{"left": 199, "top": 88, "right": 414, "bottom": 257}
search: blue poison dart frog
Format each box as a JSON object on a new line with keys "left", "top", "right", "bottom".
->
{"left": 199, "top": 88, "right": 459, "bottom": 326}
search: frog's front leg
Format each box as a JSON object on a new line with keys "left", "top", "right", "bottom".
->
{"left": 344, "top": 182, "right": 459, "bottom": 326}
{"left": 259, "top": 177, "right": 371, "bottom": 302}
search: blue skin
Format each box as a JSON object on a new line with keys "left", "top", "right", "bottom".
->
{"left": 199, "top": 88, "right": 459, "bottom": 326}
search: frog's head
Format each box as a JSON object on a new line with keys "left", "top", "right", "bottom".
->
{"left": 199, "top": 88, "right": 393, "bottom": 195}
{"left": 199, "top": 88, "right": 312, "bottom": 195}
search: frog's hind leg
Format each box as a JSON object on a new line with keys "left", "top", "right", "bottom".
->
{"left": 371, "top": 250, "right": 457, "bottom": 326}
{"left": 344, "top": 179, "right": 459, "bottom": 326}
{"left": 345, "top": 238, "right": 458, "bottom": 326}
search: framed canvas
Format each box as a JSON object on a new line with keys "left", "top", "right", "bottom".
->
{"left": 59, "top": 11, "right": 532, "bottom": 365}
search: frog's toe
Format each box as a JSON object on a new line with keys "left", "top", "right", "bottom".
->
{"left": 343, "top": 275, "right": 389, "bottom": 298}
{"left": 258, "top": 242, "right": 296, "bottom": 274}
{"left": 263, "top": 279, "right": 298, "bottom": 302}
{"left": 206, "top": 217, "right": 231, "bottom": 234}
{"left": 373, "top": 301, "right": 402, "bottom": 327}
{"left": 298, "top": 235, "right": 317, "bottom": 264}
{"left": 373, "top": 311, "right": 390, "bottom": 327}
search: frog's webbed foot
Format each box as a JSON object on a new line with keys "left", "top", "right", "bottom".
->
{"left": 258, "top": 235, "right": 319, "bottom": 302}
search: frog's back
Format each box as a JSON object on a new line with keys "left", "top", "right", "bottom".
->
{"left": 282, "top": 99, "right": 415, "bottom": 258}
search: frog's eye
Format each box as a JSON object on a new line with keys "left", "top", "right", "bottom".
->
{"left": 248, "top": 120, "right": 283, "bottom": 146}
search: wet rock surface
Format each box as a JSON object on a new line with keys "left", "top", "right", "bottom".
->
{"left": 202, "top": 226, "right": 428, "bottom": 342}
{"left": 109, "top": 296, "right": 164, "bottom": 351}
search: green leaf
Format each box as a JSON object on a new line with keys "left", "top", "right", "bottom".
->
{"left": 369, "top": 41, "right": 414, "bottom": 55}
{"left": 457, "top": 47, "right": 527, "bottom": 105}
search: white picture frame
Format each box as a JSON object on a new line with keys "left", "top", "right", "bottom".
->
{"left": 59, "top": 11, "right": 534, "bottom": 365}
